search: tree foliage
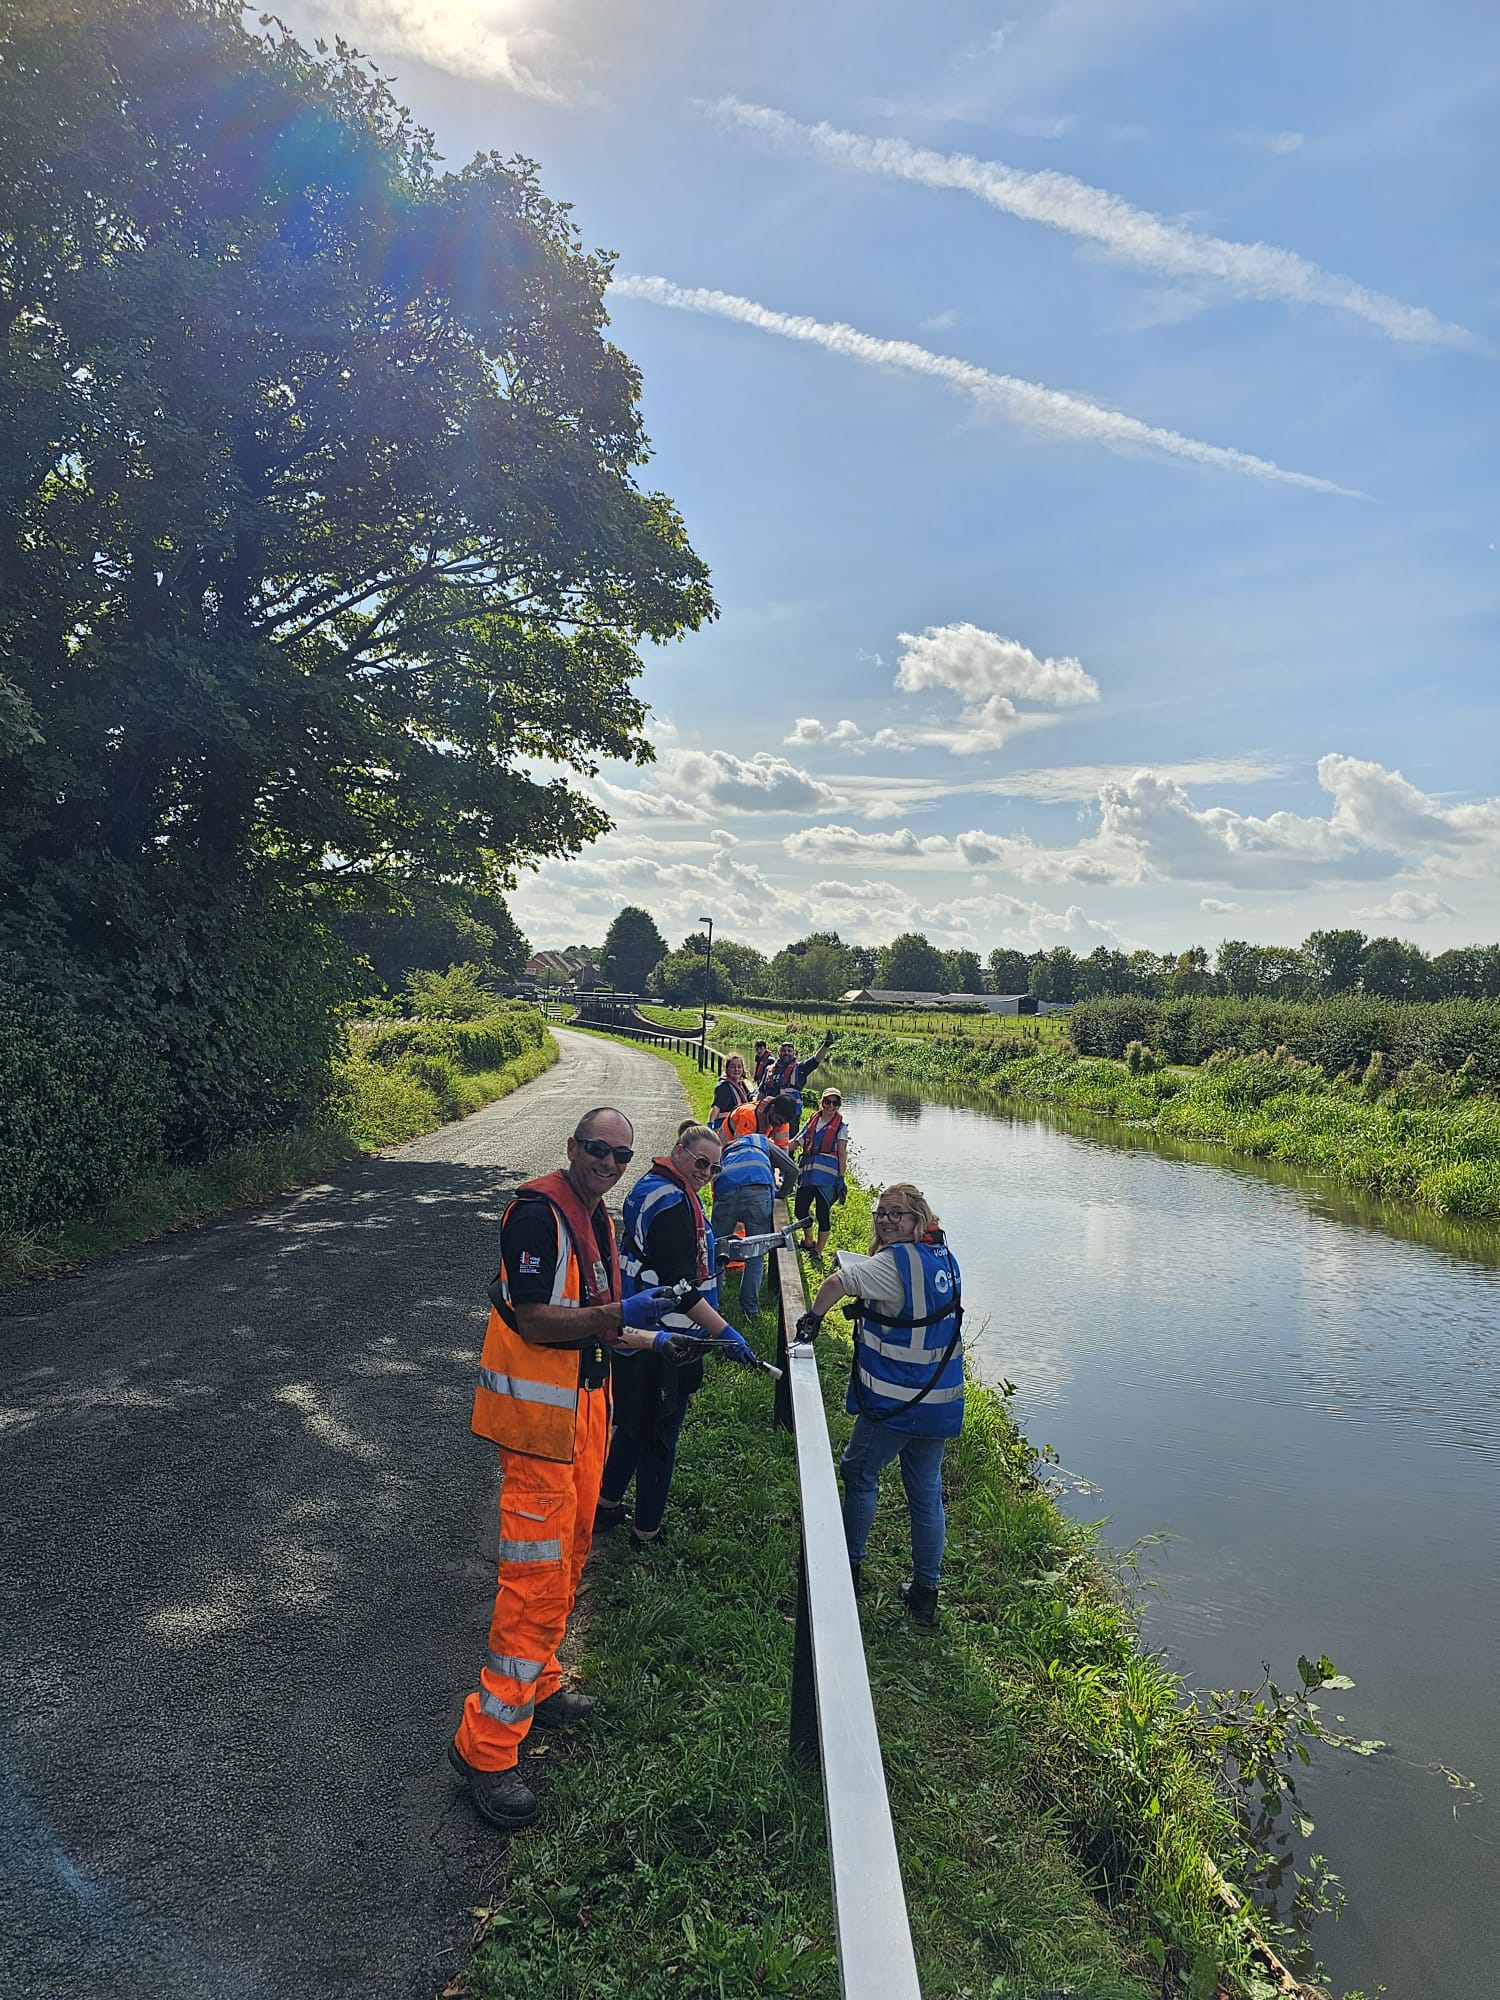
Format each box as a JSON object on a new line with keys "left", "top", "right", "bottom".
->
{"left": 876, "top": 932, "right": 949, "bottom": 992}
{"left": 601, "top": 905, "right": 669, "bottom": 992}
{"left": 338, "top": 885, "right": 528, "bottom": 995}
{"left": 0, "top": 0, "right": 711, "bottom": 1232}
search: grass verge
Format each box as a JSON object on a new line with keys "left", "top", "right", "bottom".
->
{"left": 465, "top": 1030, "right": 1338, "bottom": 2000}
{"left": 0, "top": 1029, "right": 559, "bottom": 1288}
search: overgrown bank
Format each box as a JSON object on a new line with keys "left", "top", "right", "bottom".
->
{"left": 0, "top": 1007, "right": 557, "bottom": 1287}
{"left": 714, "top": 1019, "right": 1500, "bottom": 1224}
{"left": 467, "top": 1033, "right": 1344, "bottom": 2000}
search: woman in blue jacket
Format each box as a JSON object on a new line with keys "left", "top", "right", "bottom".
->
{"left": 797, "top": 1183, "right": 962, "bottom": 1625}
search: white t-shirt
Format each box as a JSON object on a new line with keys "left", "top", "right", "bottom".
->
{"left": 833, "top": 1247, "right": 906, "bottom": 1312}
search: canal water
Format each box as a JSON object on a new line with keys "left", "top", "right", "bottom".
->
{"left": 824, "top": 1075, "right": 1499, "bottom": 2000}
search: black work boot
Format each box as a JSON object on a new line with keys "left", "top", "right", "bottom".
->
{"left": 531, "top": 1688, "right": 595, "bottom": 1729}
{"left": 593, "top": 1498, "right": 628, "bottom": 1533}
{"left": 448, "top": 1742, "right": 539, "bottom": 1830}
{"left": 899, "top": 1579, "right": 939, "bottom": 1626}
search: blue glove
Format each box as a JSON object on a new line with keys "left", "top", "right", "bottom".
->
{"left": 619, "top": 1290, "right": 667, "bottom": 1330}
{"left": 718, "top": 1327, "right": 758, "bottom": 1368}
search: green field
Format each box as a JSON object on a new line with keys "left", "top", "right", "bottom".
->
{"left": 718, "top": 1004, "right": 1069, "bottom": 1045}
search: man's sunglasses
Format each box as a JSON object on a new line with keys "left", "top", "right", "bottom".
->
{"left": 577, "top": 1137, "right": 633, "bottom": 1165}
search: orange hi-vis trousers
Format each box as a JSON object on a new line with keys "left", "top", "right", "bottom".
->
{"left": 454, "top": 1382, "right": 609, "bottom": 1773}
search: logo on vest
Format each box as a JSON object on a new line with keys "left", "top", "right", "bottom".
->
{"left": 518, "top": 1251, "right": 542, "bottom": 1275}
{"left": 932, "top": 1268, "right": 952, "bottom": 1294}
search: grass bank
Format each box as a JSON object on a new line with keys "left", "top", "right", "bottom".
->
{"left": 0, "top": 1018, "right": 558, "bottom": 1287}
{"left": 716, "top": 1018, "right": 1500, "bottom": 1225}
{"left": 465, "top": 1031, "right": 1345, "bottom": 2000}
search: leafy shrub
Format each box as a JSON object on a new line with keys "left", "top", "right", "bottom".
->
{"left": 401, "top": 961, "right": 496, "bottom": 1020}
{"left": 1123, "top": 1039, "right": 1160, "bottom": 1075}
{"left": 401, "top": 1053, "right": 464, "bottom": 1119}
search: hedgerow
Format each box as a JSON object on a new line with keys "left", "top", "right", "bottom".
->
{"left": 1071, "top": 994, "right": 1500, "bottom": 1085}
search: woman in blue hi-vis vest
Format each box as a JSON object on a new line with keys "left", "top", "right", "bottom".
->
{"left": 796, "top": 1182, "right": 962, "bottom": 1625}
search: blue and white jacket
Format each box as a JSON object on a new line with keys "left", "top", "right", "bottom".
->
{"left": 848, "top": 1237, "right": 964, "bottom": 1437}
{"left": 621, "top": 1166, "right": 719, "bottom": 1312}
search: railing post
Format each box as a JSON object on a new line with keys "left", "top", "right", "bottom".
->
{"left": 790, "top": 1534, "right": 818, "bottom": 1764}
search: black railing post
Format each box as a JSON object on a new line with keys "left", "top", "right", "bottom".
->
{"left": 790, "top": 1535, "right": 818, "bottom": 1764}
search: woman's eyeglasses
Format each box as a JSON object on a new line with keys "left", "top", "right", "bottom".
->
{"left": 689, "top": 1155, "right": 719, "bottom": 1175}
{"left": 577, "top": 1138, "right": 634, "bottom": 1165}
{"left": 873, "top": 1207, "right": 912, "bottom": 1222}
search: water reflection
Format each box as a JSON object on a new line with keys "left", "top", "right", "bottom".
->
{"left": 826, "top": 1069, "right": 1500, "bottom": 2000}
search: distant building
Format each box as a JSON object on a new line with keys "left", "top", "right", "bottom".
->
{"left": 839, "top": 988, "right": 1070, "bottom": 1016}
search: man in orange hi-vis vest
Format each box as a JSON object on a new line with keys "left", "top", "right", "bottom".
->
{"left": 449, "top": 1106, "right": 685, "bottom": 1830}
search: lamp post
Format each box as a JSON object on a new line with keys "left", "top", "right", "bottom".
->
{"left": 699, "top": 915, "right": 715, "bottom": 1066}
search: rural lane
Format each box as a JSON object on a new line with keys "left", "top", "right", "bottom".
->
{"left": 0, "top": 1028, "right": 688, "bottom": 2000}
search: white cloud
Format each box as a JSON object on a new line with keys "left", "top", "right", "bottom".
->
{"left": 1357, "top": 889, "right": 1458, "bottom": 925}
{"left": 954, "top": 827, "right": 1140, "bottom": 884}
{"left": 827, "top": 755, "right": 1283, "bottom": 818}
{"left": 919, "top": 308, "right": 962, "bottom": 332}
{"left": 1094, "top": 755, "right": 1500, "bottom": 888}
{"left": 589, "top": 774, "right": 702, "bottom": 821}
{"left": 919, "top": 892, "right": 1120, "bottom": 951}
{"left": 785, "top": 717, "right": 905, "bottom": 752}
{"left": 896, "top": 623, "right": 1099, "bottom": 709}
{"left": 784, "top": 824, "right": 952, "bottom": 862}
{"left": 711, "top": 99, "right": 1482, "bottom": 353}
{"left": 812, "top": 877, "right": 906, "bottom": 903}
{"left": 1200, "top": 897, "right": 1239, "bottom": 913}
{"left": 611, "top": 274, "right": 1363, "bottom": 496}
{"left": 660, "top": 747, "right": 843, "bottom": 813}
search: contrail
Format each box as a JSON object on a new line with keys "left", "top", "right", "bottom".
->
{"left": 611, "top": 273, "right": 1365, "bottom": 496}
{"left": 711, "top": 98, "right": 1483, "bottom": 355}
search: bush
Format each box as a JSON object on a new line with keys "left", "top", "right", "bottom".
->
{"left": 0, "top": 984, "right": 172, "bottom": 1233}
{"left": 1071, "top": 993, "right": 1500, "bottom": 1088}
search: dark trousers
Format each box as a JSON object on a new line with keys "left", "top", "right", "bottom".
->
{"left": 601, "top": 1398, "right": 691, "bottom": 1534}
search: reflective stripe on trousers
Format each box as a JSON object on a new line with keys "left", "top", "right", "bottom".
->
{"left": 453, "top": 1384, "right": 609, "bottom": 1772}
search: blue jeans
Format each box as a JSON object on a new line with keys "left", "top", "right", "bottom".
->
{"left": 601, "top": 1398, "right": 689, "bottom": 1536}
{"left": 709, "top": 1182, "right": 774, "bottom": 1316}
{"left": 839, "top": 1418, "right": 947, "bottom": 1589}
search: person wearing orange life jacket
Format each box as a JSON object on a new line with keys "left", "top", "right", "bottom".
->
{"left": 793, "top": 1086, "right": 848, "bottom": 1264}
{"left": 758, "top": 1030, "right": 835, "bottom": 1101}
{"left": 450, "top": 1107, "right": 687, "bottom": 1831}
{"left": 708, "top": 1052, "right": 752, "bottom": 1134}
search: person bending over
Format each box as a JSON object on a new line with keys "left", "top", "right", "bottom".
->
{"left": 710, "top": 1096, "right": 798, "bottom": 1319}
{"left": 796, "top": 1183, "right": 963, "bottom": 1626}
{"left": 597, "top": 1123, "right": 757, "bottom": 1550}
{"left": 793, "top": 1087, "right": 848, "bottom": 1265}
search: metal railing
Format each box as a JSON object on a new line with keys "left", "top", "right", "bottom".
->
{"left": 550, "top": 1006, "right": 725, "bottom": 1074}
{"left": 769, "top": 1202, "right": 923, "bottom": 2000}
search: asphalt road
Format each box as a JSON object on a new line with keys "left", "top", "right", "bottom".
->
{"left": 0, "top": 1029, "right": 688, "bottom": 2000}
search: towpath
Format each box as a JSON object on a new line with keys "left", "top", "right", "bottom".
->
{"left": 0, "top": 1028, "right": 687, "bottom": 2000}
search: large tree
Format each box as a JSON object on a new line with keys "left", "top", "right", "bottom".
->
{"left": 876, "top": 932, "right": 949, "bottom": 993}
{"left": 600, "top": 906, "right": 669, "bottom": 992}
{"left": 0, "top": 0, "right": 714, "bottom": 946}
{"left": 987, "top": 946, "right": 1031, "bottom": 995}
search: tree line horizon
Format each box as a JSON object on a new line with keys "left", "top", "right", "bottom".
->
{"left": 583, "top": 905, "right": 1500, "bottom": 1007}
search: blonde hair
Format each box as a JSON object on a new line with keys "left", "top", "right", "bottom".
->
{"left": 870, "top": 1182, "right": 937, "bottom": 1252}
{"left": 675, "top": 1122, "right": 720, "bottom": 1152}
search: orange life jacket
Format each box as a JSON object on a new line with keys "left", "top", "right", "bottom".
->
{"left": 722, "top": 1101, "right": 758, "bottom": 1138}
{"left": 471, "top": 1171, "right": 620, "bottom": 1464}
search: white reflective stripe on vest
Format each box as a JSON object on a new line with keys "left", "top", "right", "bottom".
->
{"left": 478, "top": 1366, "right": 577, "bottom": 1410}
{"left": 856, "top": 1365, "right": 964, "bottom": 1405}
{"left": 479, "top": 1688, "right": 536, "bottom": 1725}
{"left": 487, "top": 1650, "right": 545, "bottom": 1683}
{"left": 497, "top": 1536, "right": 563, "bottom": 1563}
{"left": 861, "top": 1329, "right": 958, "bottom": 1363}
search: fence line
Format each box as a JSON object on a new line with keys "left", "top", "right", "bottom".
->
{"left": 768, "top": 1203, "right": 923, "bottom": 2000}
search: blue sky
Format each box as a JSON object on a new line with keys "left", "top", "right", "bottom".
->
{"left": 291, "top": 0, "right": 1500, "bottom": 956}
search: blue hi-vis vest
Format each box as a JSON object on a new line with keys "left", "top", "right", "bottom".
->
{"left": 621, "top": 1169, "right": 718, "bottom": 1312}
{"left": 849, "top": 1238, "right": 965, "bottom": 1437}
{"left": 797, "top": 1114, "right": 844, "bottom": 1190}
{"left": 714, "top": 1131, "right": 775, "bottom": 1194}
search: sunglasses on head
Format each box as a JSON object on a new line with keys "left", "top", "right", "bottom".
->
{"left": 577, "top": 1137, "right": 633, "bottom": 1165}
